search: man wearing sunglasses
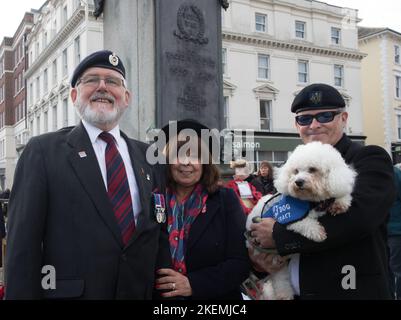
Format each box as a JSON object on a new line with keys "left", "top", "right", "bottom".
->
{"left": 250, "top": 83, "right": 396, "bottom": 299}
{"left": 5, "top": 50, "right": 171, "bottom": 299}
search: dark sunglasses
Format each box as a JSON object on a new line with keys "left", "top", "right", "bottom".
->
{"left": 295, "top": 111, "right": 342, "bottom": 126}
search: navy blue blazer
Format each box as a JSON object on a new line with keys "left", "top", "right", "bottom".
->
{"left": 185, "top": 187, "right": 250, "bottom": 300}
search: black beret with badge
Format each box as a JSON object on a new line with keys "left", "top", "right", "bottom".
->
{"left": 70, "top": 50, "right": 126, "bottom": 87}
{"left": 291, "top": 83, "right": 345, "bottom": 113}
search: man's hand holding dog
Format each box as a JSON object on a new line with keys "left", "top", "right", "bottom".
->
{"left": 250, "top": 217, "right": 276, "bottom": 248}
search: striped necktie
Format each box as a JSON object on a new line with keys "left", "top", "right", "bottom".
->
{"left": 99, "top": 131, "right": 135, "bottom": 246}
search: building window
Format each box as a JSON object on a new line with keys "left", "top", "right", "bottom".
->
{"left": 395, "top": 45, "right": 400, "bottom": 64}
{"left": 74, "top": 36, "right": 81, "bottom": 66}
{"left": 44, "top": 111, "right": 48, "bottom": 133}
{"left": 43, "top": 32, "right": 48, "bottom": 49}
{"left": 258, "top": 54, "right": 270, "bottom": 79}
{"left": 260, "top": 100, "right": 272, "bottom": 131}
{"left": 0, "top": 85, "right": 3, "bottom": 102}
{"left": 396, "top": 76, "right": 401, "bottom": 98}
{"left": 295, "top": 21, "right": 306, "bottom": 39}
{"left": 35, "top": 41, "right": 40, "bottom": 58}
{"left": 334, "top": 65, "right": 344, "bottom": 87}
{"left": 52, "top": 59, "right": 58, "bottom": 86}
{"left": 62, "top": 6, "right": 68, "bottom": 25}
{"left": 257, "top": 150, "right": 288, "bottom": 166}
{"left": 15, "top": 78, "right": 18, "bottom": 95}
{"left": 52, "top": 104, "right": 58, "bottom": 131}
{"left": 62, "top": 49, "right": 68, "bottom": 77}
{"left": 36, "top": 115, "right": 40, "bottom": 136}
{"left": 36, "top": 76, "right": 40, "bottom": 101}
{"left": 43, "top": 69, "right": 48, "bottom": 94}
{"left": 331, "top": 27, "right": 341, "bottom": 45}
{"left": 397, "top": 115, "right": 401, "bottom": 139}
{"left": 223, "top": 96, "right": 229, "bottom": 128}
{"left": 63, "top": 98, "right": 69, "bottom": 127}
{"left": 298, "top": 60, "right": 309, "bottom": 83}
{"left": 222, "top": 48, "right": 227, "bottom": 75}
{"left": 255, "top": 13, "right": 267, "bottom": 32}
{"left": 29, "top": 83, "right": 33, "bottom": 105}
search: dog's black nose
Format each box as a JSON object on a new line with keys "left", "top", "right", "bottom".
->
{"left": 295, "top": 179, "right": 304, "bottom": 188}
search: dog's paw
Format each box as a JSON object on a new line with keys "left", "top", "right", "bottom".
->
{"left": 328, "top": 200, "right": 350, "bottom": 216}
{"left": 307, "top": 224, "right": 327, "bottom": 242}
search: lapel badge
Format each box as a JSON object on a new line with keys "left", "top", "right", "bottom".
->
{"left": 202, "top": 204, "right": 207, "bottom": 214}
{"left": 146, "top": 174, "right": 151, "bottom": 181}
{"left": 78, "top": 151, "right": 87, "bottom": 158}
{"left": 154, "top": 193, "right": 166, "bottom": 224}
{"left": 109, "top": 52, "right": 119, "bottom": 66}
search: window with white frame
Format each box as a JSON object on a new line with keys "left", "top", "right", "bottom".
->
{"left": 255, "top": 13, "right": 267, "bottom": 32}
{"left": 15, "top": 78, "right": 18, "bottom": 95}
{"left": 222, "top": 48, "right": 227, "bottom": 75}
{"left": 36, "top": 76, "right": 40, "bottom": 101}
{"left": 295, "top": 21, "right": 306, "bottom": 39}
{"left": 35, "top": 41, "right": 40, "bottom": 58}
{"left": 52, "top": 59, "right": 57, "bottom": 86}
{"left": 331, "top": 27, "right": 341, "bottom": 45}
{"left": 44, "top": 68, "right": 48, "bottom": 94}
{"left": 397, "top": 115, "right": 401, "bottom": 139}
{"left": 62, "top": 6, "right": 68, "bottom": 25}
{"left": 260, "top": 100, "right": 272, "bottom": 131}
{"left": 63, "top": 98, "right": 69, "bottom": 127}
{"left": 62, "top": 48, "right": 68, "bottom": 77}
{"left": 52, "top": 104, "right": 58, "bottom": 131}
{"left": 43, "top": 32, "right": 48, "bottom": 49}
{"left": 36, "top": 115, "right": 40, "bottom": 135}
{"left": 334, "top": 65, "right": 344, "bottom": 87}
{"left": 395, "top": 45, "right": 400, "bottom": 64}
{"left": 0, "top": 60, "right": 3, "bottom": 75}
{"left": 29, "top": 83, "right": 33, "bottom": 105}
{"left": 74, "top": 36, "right": 81, "bottom": 66}
{"left": 298, "top": 60, "right": 309, "bottom": 83}
{"left": 0, "top": 85, "right": 3, "bottom": 102}
{"left": 396, "top": 76, "right": 401, "bottom": 98}
{"left": 44, "top": 110, "right": 48, "bottom": 133}
{"left": 258, "top": 54, "right": 270, "bottom": 79}
{"left": 223, "top": 96, "right": 229, "bottom": 128}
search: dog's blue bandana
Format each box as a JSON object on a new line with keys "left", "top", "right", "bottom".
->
{"left": 261, "top": 194, "right": 310, "bottom": 225}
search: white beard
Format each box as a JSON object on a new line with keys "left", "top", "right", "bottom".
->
{"left": 74, "top": 94, "right": 126, "bottom": 128}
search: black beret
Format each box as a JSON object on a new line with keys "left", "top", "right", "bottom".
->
{"left": 160, "top": 119, "right": 219, "bottom": 157}
{"left": 70, "top": 50, "right": 126, "bottom": 87}
{"left": 291, "top": 83, "right": 345, "bottom": 113}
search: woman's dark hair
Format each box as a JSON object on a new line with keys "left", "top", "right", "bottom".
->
{"left": 165, "top": 137, "right": 220, "bottom": 194}
{"left": 258, "top": 160, "right": 274, "bottom": 180}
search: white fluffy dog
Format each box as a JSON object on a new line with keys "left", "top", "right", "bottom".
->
{"left": 246, "top": 141, "right": 357, "bottom": 299}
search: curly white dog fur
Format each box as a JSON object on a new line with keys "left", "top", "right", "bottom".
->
{"left": 246, "top": 141, "right": 357, "bottom": 299}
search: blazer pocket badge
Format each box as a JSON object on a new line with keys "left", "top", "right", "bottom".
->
{"left": 153, "top": 193, "right": 166, "bottom": 223}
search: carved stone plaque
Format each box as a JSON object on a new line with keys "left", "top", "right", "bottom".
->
{"left": 156, "top": 0, "right": 223, "bottom": 130}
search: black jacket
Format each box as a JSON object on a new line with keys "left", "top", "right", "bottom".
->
{"left": 252, "top": 176, "right": 277, "bottom": 195}
{"left": 186, "top": 188, "right": 251, "bottom": 299}
{"left": 0, "top": 206, "right": 5, "bottom": 239}
{"left": 273, "top": 134, "right": 396, "bottom": 299}
{"left": 5, "top": 123, "right": 171, "bottom": 299}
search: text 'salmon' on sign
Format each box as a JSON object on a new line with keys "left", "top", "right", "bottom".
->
{"left": 155, "top": 0, "right": 224, "bottom": 130}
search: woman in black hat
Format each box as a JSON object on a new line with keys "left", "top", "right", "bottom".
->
{"left": 155, "top": 120, "right": 250, "bottom": 299}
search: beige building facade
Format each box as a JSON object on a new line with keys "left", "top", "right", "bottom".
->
{"left": 359, "top": 27, "right": 401, "bottom": 160}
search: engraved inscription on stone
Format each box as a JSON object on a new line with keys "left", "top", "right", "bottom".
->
{"left": 156, "top": 0, "right": 223, "bottom": 129}
{"left": 174, "top": 4, "right": 209, "bottom": 45}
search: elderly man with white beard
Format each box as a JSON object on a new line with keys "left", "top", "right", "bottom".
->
{"left": 5, "top": 50, "right": 171, "bottom": 299}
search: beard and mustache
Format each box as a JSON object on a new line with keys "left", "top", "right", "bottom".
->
{"left": 74, "top": 92, "right": 127, "bottom": 128}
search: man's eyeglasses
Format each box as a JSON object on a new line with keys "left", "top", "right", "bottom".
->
{"left": 77, "top": 76, "right": 125, "bottom": 88}
{"left": 295, "top": 111, "right": 342, "bottom": 126}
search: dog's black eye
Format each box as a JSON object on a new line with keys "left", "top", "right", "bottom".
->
{"left": 308, "top": 167, "right": 317, "bottom": 173}
{"left": 294, "top": 169, "right": 299, "bottom": 174}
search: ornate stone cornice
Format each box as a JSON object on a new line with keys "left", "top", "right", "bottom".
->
{"left": 223, "top": 31, "right": 366, "bottom": 61}
{"left": 25, "top": 8, "right": 86, "bottom": 79}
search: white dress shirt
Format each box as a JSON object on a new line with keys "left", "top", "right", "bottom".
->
{"left": 82, "top": 120, "right": 142, "bottom": 224}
